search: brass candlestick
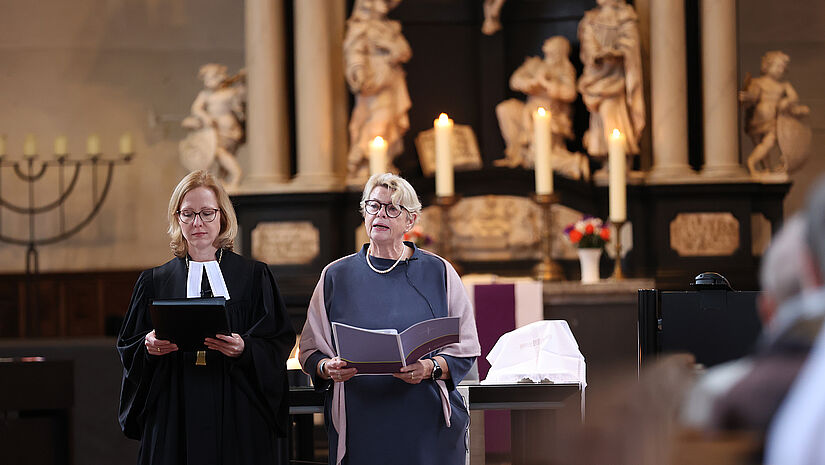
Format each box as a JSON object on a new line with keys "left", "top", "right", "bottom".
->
{"left": 533, "top": 193, "right": 564, "bottom": 281}
{"left": 435, "top": 194, "right": 462, "bottom": 275}
{"left": 611, "top": 220, "right": 626, "bottom": 280}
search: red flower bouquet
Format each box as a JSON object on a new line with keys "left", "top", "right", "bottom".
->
{"left": 564, "top": 216, "right": 610, "bottom": 249}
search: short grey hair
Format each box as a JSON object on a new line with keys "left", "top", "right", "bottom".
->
{"left": 360, "top": 173, "right": 422, "bottom": 216}
{"left": 760, "top": 214, "right": 806, "bottom": 303}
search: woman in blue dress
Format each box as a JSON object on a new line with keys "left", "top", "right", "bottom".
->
{"left": 299, "top": 173, "right": 481, "bottom": 464}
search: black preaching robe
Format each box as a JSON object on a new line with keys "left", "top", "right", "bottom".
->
{"left": 117, "top": 250, "right": 295, "bottom": 465}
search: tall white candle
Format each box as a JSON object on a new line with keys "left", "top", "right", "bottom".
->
{"left": 533, "top": 107, "right": 553, "bottom": 194}
{"left": 86, "top": 134, "right": 101, "bottom": 155}
{"left": 54, "top": 135, "right": 68, "bottom": 156}
{"left": 119, "top": 132, "right": 133, "bottom": 155}
{"left": 368, "top": 136, "right": 387, "bottom": 176}
{"left": 23, "top": 134, "right": 37, "bottom": 157}
{"left": 434, "top": 113, "right": 454, "bottom": 197}
{"left": 608, "top": 128, "right": 627, "bottom": 222}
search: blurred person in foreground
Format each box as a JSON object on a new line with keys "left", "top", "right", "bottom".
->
{"left": 681, "top": 213, "right": 817, "bottom": 441}
{"left": 298, "top": 173, "right": 481, "bottom": 464}
{"left": 765, "top": 178, "right": 825, "bottom": 464}
{"left": 117, "top": 170, "right": 295, "bottom": 464}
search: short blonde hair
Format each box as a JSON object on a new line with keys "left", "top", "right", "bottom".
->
{"left": 360, "top": 173, "right": 422, "bottom": 217}
{"left": 167, "top": 170, "right": 238, "bottom": 258}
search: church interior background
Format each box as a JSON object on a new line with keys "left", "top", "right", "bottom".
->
{"left": 1, "top": 0, "right": 824, "bottom": 464}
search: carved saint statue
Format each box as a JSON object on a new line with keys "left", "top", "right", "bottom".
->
{"left": 740, "top": 51, "right": 811, "bottom": 177}
{"left": 495, "top": 36, "right": 589, "bottom": 180}
{"left": 577, "top": 0, "right": 645, "bottom": 164}
{"left": 344, "top": 0, "right": 412, "bottom": 184}
{"left": 180, "top": 64, "right": 246, "bottom": 191}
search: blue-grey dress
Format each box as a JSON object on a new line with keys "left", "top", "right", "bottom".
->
{"left": 305, "top": 243, "right": 475, "bottom": 465}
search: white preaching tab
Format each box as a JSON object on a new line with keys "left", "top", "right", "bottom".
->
{"left": 186, "top": 261, "right": 231, "bottom": 300}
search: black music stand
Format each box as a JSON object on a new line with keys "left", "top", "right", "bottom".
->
{"left": 639, "top": 272, "right": 762, "bottom": 367}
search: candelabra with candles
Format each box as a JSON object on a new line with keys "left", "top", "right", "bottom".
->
{"left": 0, "top": 133, "right": 133, "bottom": 334}
{"left": 533, "top": 193, "right": 564, "bottom": 281}
{"left": 607, "top": 128, "right": 627, "bottom": 281}
{"left": 432, "top": 112, "right": 464, "bottom": 273}
{"left": 531, "top": 107, "right": 563, "bottom": 281}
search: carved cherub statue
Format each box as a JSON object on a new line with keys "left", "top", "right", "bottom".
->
{"left": 577, "top": 0, "right": 645, "bottom": 168}
{"left": 740, "top": 51, "right": 811, "bottom": 177}
{"left": 495, "top": 36, "right": 589, "bottom": 180}
{"left": 344, "top": 0, "right": 411, "bottom": 185}
{"left": 180, "top": 64, "right": 246, "bottom": 190}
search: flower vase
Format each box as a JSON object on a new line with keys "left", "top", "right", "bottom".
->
{"left": 577, "top": 248, "right": 602, "bottom": 284}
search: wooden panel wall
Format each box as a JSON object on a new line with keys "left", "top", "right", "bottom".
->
{"left": 0, "top": 270, "right": 140, "bottom": 338}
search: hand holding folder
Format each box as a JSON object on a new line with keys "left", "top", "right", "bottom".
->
{"left": 332, "top": 317, "right": 460, "bottom": 374}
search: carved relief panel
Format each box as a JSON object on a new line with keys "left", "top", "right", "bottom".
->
{"left": 670, "top": 213, "right": 740, "bottom": 257}
{"left": 251, "top": 221, "right": 320, "bottom": 265}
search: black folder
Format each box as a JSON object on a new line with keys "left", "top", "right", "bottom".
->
{"left": 150, "top": 297, "right": 230, "bottom": 351}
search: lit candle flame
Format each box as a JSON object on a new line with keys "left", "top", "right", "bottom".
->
{"left": 437, "top": 113, "right": 450, "bottom": 126}
{"left": 612, "top": 128, "right": 621, "bottom": 138}
{"left": 370, "top": 136, "right": 385, "bottom": 147}
{"left": 537, "top": 107, "right": 547, "bottom": 117}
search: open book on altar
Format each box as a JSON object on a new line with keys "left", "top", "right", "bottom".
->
{"left": 331, "top": 317, "right": 460, "bottom": 374}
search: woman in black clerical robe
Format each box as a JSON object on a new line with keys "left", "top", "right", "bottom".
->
{"left": 117, "top": 170, "right": 295, "bottom": 465}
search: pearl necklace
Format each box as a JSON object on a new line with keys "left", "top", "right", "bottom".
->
{"left": 366, "top": 244, "right": 406, "bottom": 274}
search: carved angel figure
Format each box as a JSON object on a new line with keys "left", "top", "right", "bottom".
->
{"left": 740, "top": 51, "right": 811, "bottom": 177}
{"left": 180, "top": 64, "right": 246, "bottom": 190}
{"left": 577, "top": 0, "right": 645, "bottom": 162}
{"left": 344, "top": 0, "right": 411, "bottom": 184}
{"left": 495, "top": 36, "right": 589, "bottom": 180}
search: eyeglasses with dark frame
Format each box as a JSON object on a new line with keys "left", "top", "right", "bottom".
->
{"left": 364, "top": 200, "right": 405, "bottom": 218}
{"left": 177, "top": 208, "right": 221, "bottom": 224}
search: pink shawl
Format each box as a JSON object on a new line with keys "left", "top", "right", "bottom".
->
{"left": 298, "top": 249, "right": 481, "bottom": 465}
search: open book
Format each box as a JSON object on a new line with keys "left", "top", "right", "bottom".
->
{"left": 332, "top": 317, "right": 460, "bottom": 374}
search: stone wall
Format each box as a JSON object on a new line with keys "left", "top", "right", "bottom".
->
{"left": 0, "top": 0, "right": 245, "bottom": 273}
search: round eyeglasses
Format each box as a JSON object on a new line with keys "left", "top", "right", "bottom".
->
{"left": 364, "top": 200, "right": 405, "bottom": 218}
{"left": 177, "top": 208, "right": 220, "bottom": 224}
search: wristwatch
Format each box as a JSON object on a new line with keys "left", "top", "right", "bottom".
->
{"left": 430, "top": 358, "right": 442, "bottom": 381}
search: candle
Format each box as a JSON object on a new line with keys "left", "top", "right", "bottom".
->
{"left": 86, "top": 134, "right": 101, "bottom": 155}
{"left": 23, "top": 134, "right": 37, "bottom": 157}
{"left": 119, "top": 132, "right": 133, "bottom": 155}
{"left": 54, "top": 135, "right": 68, "bottom": 156}
{"left": 533, "top": 107, "right": 553, "bottom": 194}
{"left": 608, "top": 128, "right": 627, "bottom": 222}
{"left": 0, "top": 134, "right": 6, "bottom": 157}
{"left": 434, "top": 113, "right": 454, "bottom": 197}
{"left": 368, "top": 136, "right": 387, "bottom": 176}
